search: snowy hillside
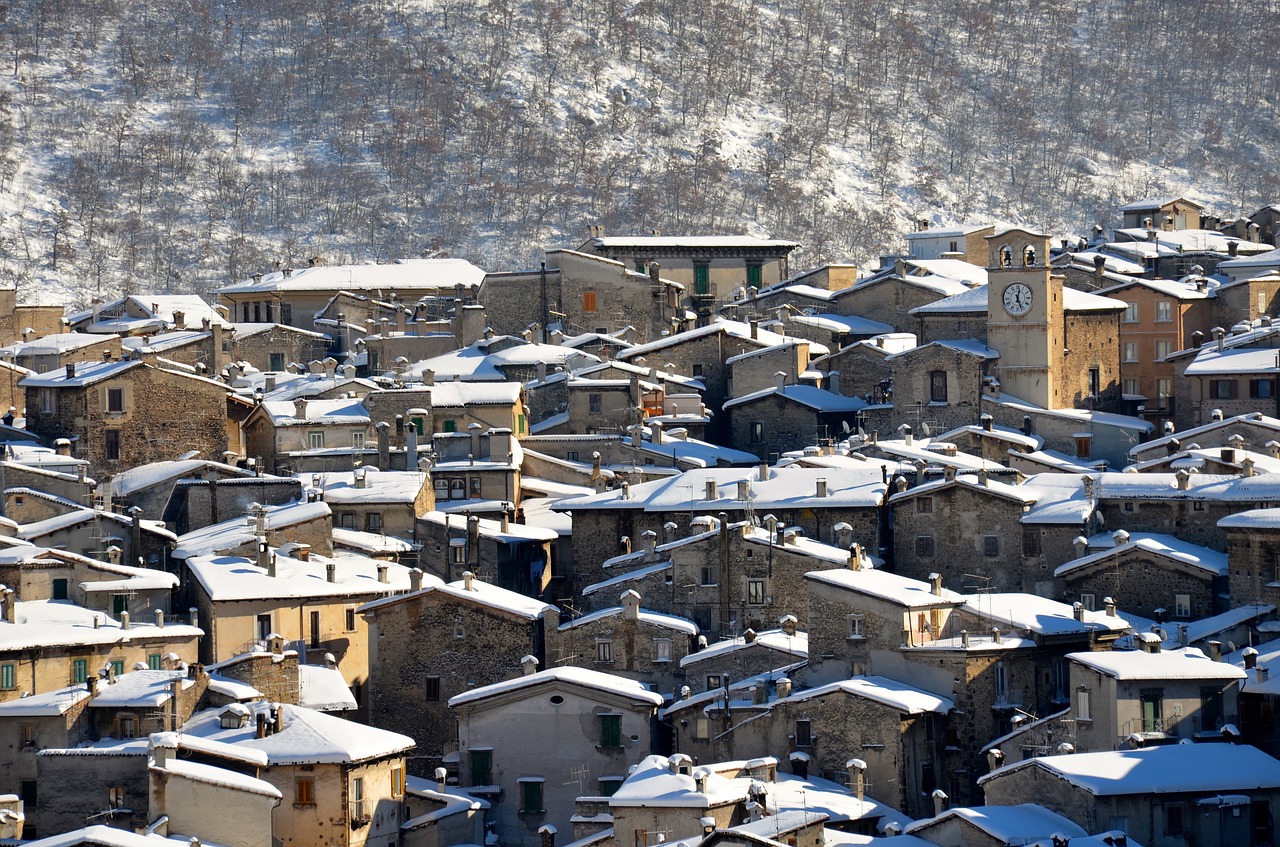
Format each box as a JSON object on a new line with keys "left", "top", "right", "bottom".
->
{"left": 1, "top": 0, "right": 1277, "bottom": 306}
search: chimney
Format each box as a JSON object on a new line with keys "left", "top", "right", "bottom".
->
{"left": 1212, "top": 408, "right": 1224, "bottom": 422}
{"left": 816, "top": 477, "right": 828, "bottom": 497}
{"left": 377, "top": 563, "right": 389, "bottom": 584}
{"left": 758, "top": 461, "right": 769, "bottom": 481}
{"left": 55, "top": 438, "right": 72, "bottom": 456}
{"left": 931, "top": 789, "right": 948, "bottom": 817}
{"left": 743, "top": 628, "right": 757, "bottom": 644}
{"left": 326, "top": 563, "right": 336, "bottom": 583}
{"left": 774, "top": 370, "right": 787, "bottom": 391}
{"left": 256, "top": 712, "right": 267, "bottom": 739}
{"left": 705, "top": 479, "right": 718, "bottom": 500}
{"left": 66, "top": 361, "right": 76, "bottom": 379}
{"left": 1207, "top": 640, "right": 1223, "bottom": 662}
{"left": 847, "top": 758, "right": 866, "bottom": 802}
{"left": 1093, "top": 254, "right": 1106, "bottom": 285}
{"left": 1176, "top": 468, "right": 1191, "bottom": 491}
{"left": 848, "top": 543, "right": 862, "bottom": 571}
{"left": 1112, "top": 529, "right": 1130, "bottom": 546}
{"left": 1260, "top": 667, "right": 1271, "bottom": 684}
{"left": 928, "top": 573, "right": 942, "bottom": 596}
{"left": 1105, "top": 596, "right": 1117, "bottom": 617}
{"left": 1243, "top": 457, "right": 1256, "bottom": 477}
{"left": 1072, "top": 602, "right": 1084, "bottom": 622}
{"left": 435, "top": 767, "right": 448, "bottom": 793}
{"left": 737, "top": 479, "right": 751, "bottom": 500}
{"left": 902, "top": 424, "right": 913, "bottom": 446}
{"left": 642, "top": 530, "right": 657, "bottom": 556}
{"left": 977, "top": 468, "right": 990, "bottom": 486}
{"left": 986, "top": 749, "right": 1004, "bottom": 772}
{"left": 410, "top": 568, "right": 423, "bottom": 591}
{"left": 961, "top": 630, "right": 970, "bottom": 648}
{"left": 981, "top": 413, "right": 994, "bottom": 431}
{"left": 622, "top": 589, "right": 640, "bottom": 620}
{"left": 88, "top": 674, "right": 99, "bottom": 696}
{"left": 777, "top": 677, "right": 792, "bottom": 698}
{"left": 120, "top": 611, "right": 130, "bottom": 630}
{"left": 155, "top": 609, "right": 164, "bottom": 628}
{"left": 944, "top": 466, "right": 956, "bottom": 482}
{"left": 828, "top": 370, "right": 841, "bottom": 396}
{"left": 992, "top": 627, "right": 1002, "bottom": 644}
{"left": 463, "top": 571, "right": 476, "bottom": 591}
{"left": 1245, "top": 647, "right": 1259, "bottom": 670}
{"left": 0, "top": 587, "right": 14, "bottom": 623}
{"left": 189, "top": 607, "right": 199, "bottom": 627}
{"left": 521, "top": 655, "right": 540, "bottom": 676}
{"left": 1213, "top": 326, "right": 1225, "bottom": 352}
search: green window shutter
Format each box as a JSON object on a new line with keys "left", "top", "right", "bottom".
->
{"left": 110, "top": 660, "right": 125, "bottom": 677}
{"left": 72, "top": 659, "right": 88, "bottom": 684}
{"left": 443, "top": 419, "right": 457, "bottom": 433}
{"left": 0, "top": 663, "right": 14, "bottom": 689}
{"left": 520, "top": 781, "right": 543, "bottom": 813}
{"left": 600, "top": 714, "right": 621, "bottom": 748}
{"left": 746, "top": 264, "right": 762, "bottom": 288}
{"left": 694, "top": 265, "right": 710, "bottom": 296}
{"left": 470, "top": 750, "right": 492, "bottom": 785}
{"left": 148, "top": 654, "right": 162, "bottom": 670}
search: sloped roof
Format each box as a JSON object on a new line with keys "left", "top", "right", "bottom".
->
{"left": 448, "top": 666, "right": 665, "bottom": 708}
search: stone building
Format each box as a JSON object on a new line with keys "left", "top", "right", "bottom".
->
{"left": 827, "top": 263, "right": 973, "bottom": 334}
{"left": 979, "top": 744, "right": 1280, "bottom": 847}
{"left": 557, "top": 464, "right": 887, "bottom": 580}
{"left": 229, "top": 322, "right": 332, "bottom": 373}
{"left": 481, "top": 249, "right": 686, "bottom": 344}
{"left": 679, "top": 623, "right": 807, "bottom": 695}
{"left": 1054, "top": 531, "right": 1227, "bottom": 620}
{"left": 21, "top": 360, "right": 230, "bottom": 478}
{"left": 883, "top": 341, "right": 998, "bottom": 434}
{"left": 905, "top": 224, "right": 996, "bottom": 264}
{"left": 8, "top": 333, "right": 123, "bottom": 374}
{"left": 360, "top": 572, "right": 556, "bottom": 773}
{"left": 724, "top": 382, "right": 868, "bottom": 461}
{"left": 415, "top": 511, "right": 556, "bottom": 596}
{"left": 449, "top": 665, "right": 663, "bottom": 847}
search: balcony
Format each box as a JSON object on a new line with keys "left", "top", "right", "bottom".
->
{"left": 349, "top": 799, "right": 370, "bottom": 827}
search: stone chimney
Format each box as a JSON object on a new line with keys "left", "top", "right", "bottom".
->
{"left": 463, "top": 571, "right": 476, "bottom": 591}
{"left": 410, "top": 568, "right": 423, "bottom": 591}
{"left": 1207, "top": 640, "right": 1223, "bottom": 662}
{"left": 521, "top": 655, "right": 540, "bottom": 676}
{"left": 928, "top": 573, "right": 942, "bottom": 596}
{"left": 931, "top": 789, "right": 948, "bottom": 817}
{"left": 621, "top": 589, "right": 641, "bottom": 620}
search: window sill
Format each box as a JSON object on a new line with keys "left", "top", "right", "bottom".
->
{"left": 846, "top": 635, "right": 865, "bottom": 641}
{"left": 518, "top": 809, "right": 547, "bottom": 816}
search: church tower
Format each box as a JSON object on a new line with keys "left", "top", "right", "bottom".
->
{"left": 985, "top": 228, "right": 1064, "bottom": 408}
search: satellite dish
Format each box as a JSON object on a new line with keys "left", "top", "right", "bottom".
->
{"left": 841, "top": 421, "right": 851, "bottom": 433}
{"left": 921, "top": 421, "right": 931, "bottom": 436}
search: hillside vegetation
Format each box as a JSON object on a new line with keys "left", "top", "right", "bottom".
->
{"left": 1, "top": 0, "right": 1277, "bottom": 305}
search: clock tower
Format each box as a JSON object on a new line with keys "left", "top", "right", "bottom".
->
{"left": 985, "top": 228, "right": 1064, "bottom": 408}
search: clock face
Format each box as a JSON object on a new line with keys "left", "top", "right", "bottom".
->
{"left": 1003, "top": 283, "right": 1033, "bottom": 316}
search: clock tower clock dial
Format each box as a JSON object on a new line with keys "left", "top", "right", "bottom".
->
{"left": 1002, "top": 282, "right": 1033, "bottom": 316}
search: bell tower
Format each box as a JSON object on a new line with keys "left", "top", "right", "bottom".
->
{"left": 985, "top": 228, "right": 1063, "bottom": 408}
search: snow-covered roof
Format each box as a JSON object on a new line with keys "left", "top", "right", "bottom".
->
{"left": 259, "top": 398, "right": 369, "bottom": 426}
{"left": 805, "top": 568, "right": 964, "bottom": 609}
{"left": 1098, "top": 275, "right": 1209, "bottom": 300}
{"left": 171, "top": 500, "right": 332, "bottom": 559}
{"left": 360, "top": 575, "right": 555, "bottom": 619}
{"left": 108, "top": 458, "right": 258, "bottom": 498}
{"left": 181, "top": 701, "right": 414, "bottom": 764}
{"left": 609, "top": 754, "right": 750, "bottom": 808}
{"left": 419, "top": 511, "right": 557, "bottom": 543}
{"left": 1069, "top": 647, "right": 1245, "bottom": 681}
{"left": 783, "top": 313, "right": 894, "bottom": 336}
{"left": 298, "top": 663, "right": 359, "bottom": 711}
{"left": 449, "top": 666, "right": 665, "bottom": 708}
{"left": 587, "top": 235, "right": 799, "bottom": 250}
{"left": 155, "top": 756, "right": 283, "bottom": 799}
{"left": 219, "top": 258, "right": 486, "bottom": 294}
{"left": 783, "top": 675, "right": 952, "bottom": 714}
{"left": 186, "top": 549, "right": 414, "bottom": 602}
{"left": 961, "top": 593, "right": 1130, "bottom": 637}
{"left": 1120, "top": 197, "right": 1203, "bottom": 212}
{"left": 910, "top": 283, "right": 1127, "bottom": 315}
{"left": 562, "top": 606, "right": 699, "bottom": 636}
{"left": 979, "top": 743, "right": 1280, "bottom": 794}
{"left": 722, "top": 384, "right": 868, "bottom": 413}
{"left": 1055, "top": 533, "right": 1226, "bottom": 577}
{"left": 88, "top": 670, "right": 195, "bottom": 708}
{"left": 681, "top": 628, "right": 807, "bottom": 666}
{"left": 888, "top": 473, "right": 1036, "bottom": 507}
{"left": 0, "top": 600, "right": 202, "bottom": 652}
{"left": 0, "top": 682, "right": 90, "bottom": 716}
{"left": 617, "top": 318, "right": 828, "bottom": 360}
{"left": 905, "top": 804, "right": 1087, "bottom": 842}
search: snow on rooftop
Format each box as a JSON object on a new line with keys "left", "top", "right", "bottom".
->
{"left": 171, "top": 499, "right": 332, "bottom": 558}
{"left": 1068, "top": 647, "right": 1246, "bottom": 681}
{"left": 298, "top": 663, "right": 359, "bottom": 711}
{"left": 961, "top": 593, "right": 1130, "bottom": 636}
{"left": 0, "top": 682, "right": 90, "bottom": 716}
{"left": 609, "top": 755, "right": 749, "bottom": 807}
{"left": 181, "top": 701, "right": 413, "bottom": 765}
{"left": 783, "top": 675, "right": 953, "bottom": 714}
{"left": 561, "top": 605, "right": 699, "bottom": 636}
{"left": 806, "top": 568, "right": 964, "bottom": 609}
{"left": 0, "top": 599, "right": 201, "bottom": 652}
{"left": 449, "top": 666, "right": 664, "bottom": 708}
{"left": 156, "top": 757, "right": 283, "bottom": 799}
{"left": 617, "top": 318, "right": 828, "bottom": 360}
{"left": 219, "top": 258, "right": 486, "bottom": 294}
{"left": 361, "top": 575, "right": 555, "bottom": 619}
{"left": 979, "top": 743, "right": 1280, "bottom": 794}
{"left": 88, "top": 670, "right": 194, "bottom": 708}
{"left": 905, "top": 804, "right": 1087, "bottom": 842}
{"left": 722, "top": 383, "right": 868, "bottom": 413}
{"left": 186, "top": 548, "right": 414, "bottom": 602}
{"left": 1055, "top": 533, "right": 1226, "bottom": 577}
{"left": 681, "top": 628, "right": 808, "bottom": 666}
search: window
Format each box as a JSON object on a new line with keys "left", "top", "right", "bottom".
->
{"left": 566, "top": 451, "right": 579, "bottom": 463}
{"left": 72, "top": 659, "right": 88, "bottom": 685}
{"left": 983, "top": 535, "right": 999, "bottom": 557}
{"left": 706, "top": 675, "right": 722, "bottom": 691}
{"left": 993, "top": 662, "right": 1010, "bottom": 704}
{"left": 589, "top": 393, "right": 602, "bottom": 414}
{"left": 929, "top": 370, "right": 948, "bottom": 403}
{"left": 1123, "top": 342, "right": 1138, "bottom": 362}
{"left": 256, "top": 613, "right": 272, "bottom": 642}
{"left": 110, "top": 660, "right": 124, "bottom": 678}
{"left": 1123, "top": 302, "right": 1138, "bottom": 323}
{"left": 20, "top": 724, "right": 35, "bottom": 748}
{"left": 599, "top": 714, "right": 622, "bottom": 747}
{"left": 345, "top": 608, "right": 357, "bottom": 632}
{"left": 268, "top": 353, "right": 285, "bottom": 372}
{"left": 1155, "top": 378, "right": 1172, "bottom": 401}
{"left": 39, "top": 389, "right": 53, "bottom": 414}
{"left": 1174, "top": 593, "right": 1191, "bottom": 618}
{"left": 281, "top": 303, "right": 292, "bottom": 324}
{"left": 596, "top": 640, "right": 614, "bottom": 663}
{"left": 1140, "top": 688, "right": 1163, "bottom": 732}
{"left": 148, "top": 654, "right": 162, "bottom": 670}
{"left": 746, "top": 263, "right": 763, "bottom": 288}
{"left": 454, "top": 615, "right": 465, "bottom": 639}
{"left": 1080, "top": 593, "right": 1096, "bottom": 611}
{"left": 1211, "top": 379, "right": 1236, "bottom": 400}
{"left": 309, "top": 610, "right": 321, "bottom": 648}
{"left": 1052, "top": 659, "right": 1069, "bottom": 702}
{"left": 1252, "top": 379, "right": 1276, "bottom": 399}
{"left": 307, "top": 430, "right": 325, "bottom": 449}
{"left": 693, "top": 717, "right": 710, "bottom": 740}
{"left": 847, "top": 614, "right": 864, "bottom": 639}
{"left": 915, "top": 535, "right": 935, "bottom": 557}
{"left": 352, "top": 431, "right": 366, "bottom": 448}
{"left": 338, "top": 512, "right": 355, "bottom": 529}
{"left": 119, "top": 716, "right": 136, "bottom": 738}
{"left": 106, "top": 388, "right": 124, "bottom": 413}
{"left": 691, "top": 363, "right": 704, "bottom": 378}
{"left": 700, "top": 565, "right": 718, "bottom": 586}
{"left": 917, "top": 496, "right": 934, "bottom": 514}
{"left": 599, "top": 776, "right": 624, "bottom": 797}
{"left": 392, "top": 766, "right": 405, "bottom": 799}
{"left": 1123, "top": 378, "right": 1139, "bottom": 395}
{"left": 1089, "top": 367, "right": 1101, "bottom": 399}
{"left": 750, "top": 421, "right": 763, "bottom": 443}
{"left": 109, "top": 786, "right": 126, "bottom": 808}
{"left": 1166, "top": 806, "right": 1184, "bottom": 837}
{"left": 795, "top": 718, "right": 812, "bottom": 747}
{"left": 1075, "top": 435, "right": 1092, "bottom": 459}
{"left": 694, "top": 263, "right": 710, "bottom": 296}
{"left": 654, "top": 639, "right": 672, "bottom": 662}
{"left": 470, "top": 477, "right": 482, "bottom": 495}
{"left": 104, "top": 430, "right": 121, "bottom": 462}
{"left": 1156, "top": 300, "right": 1172, "bottom": 322}
{"left": 365, "top": 513, "right": 383, "bottom": 532}
{"left": 450, "top": 543, "right": 467, "bottom": 567}
{"left": 443, "top": 419, "right": 457, "bottom": 433}
{"left": 0, "top": 662, "right": 14, "bottom": 690}
{"left": 519, "top": 779, "right": 544, "bottom": 813}
{"left": 1155, "top": 340, "right": 1171, "bottom": 360}
{"left": 747, "top": 579, "right": 766, "bottom": 605}
{"left": 425, "top": 676, "right": 441, "bottom": 701}
{"left": 1022, "top": 529, "right": 1041, "bottom": 557}
{"left": 583, "top": 291, "right": 598, "bottom": 313}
